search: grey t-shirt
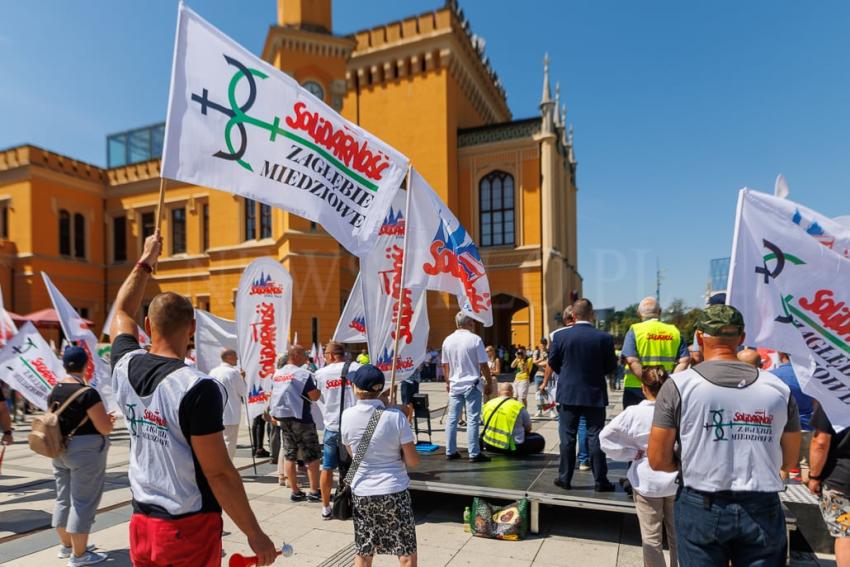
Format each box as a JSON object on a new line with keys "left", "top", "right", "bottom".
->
{"left": 653, "top": 360, "right": 800, "bottom": 432}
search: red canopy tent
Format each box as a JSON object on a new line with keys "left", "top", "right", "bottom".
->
{"left": 19, "top": 308, "right": 93, "bottom": 330}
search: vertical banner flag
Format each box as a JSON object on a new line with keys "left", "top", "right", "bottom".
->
{"left": 236, "top": 258, "right": 292, "bottom": 420}
{"left": 0, "top": 284, "right": 17, "bottom": 346}
{"left": 360, "top": 190, "right": 429, "bottom": 380}
{"left": 333, "top": 274, "right": 366, "bottom": 343}
{"left": 162, "top": 4, "right": 409, "bottom": 256}
{"left": 0, "top": 322, "right": 64, "bottom": 411}
{"left": 41, "top": 273, "right": 117, "bottom": 411}
{"left": 727, "top": 189, "right": 850, "bottom": 429}
{"left": 102, "top": 301, "right": 150, "bottom": 346}
{"left": 406, "top": 168, "right": 493, "bottom": 326}
{"left": 194, "top": 309, "right": 237, "bottom": 374}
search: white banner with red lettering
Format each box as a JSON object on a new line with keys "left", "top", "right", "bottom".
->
{"left": 41, "top": 273, "right": 117, "bottom": 412}
{"left": 0, "top": 322, "right": 63, "bottom": 411}
{"left": 162, "top": 4, "right": 409, "bottom": 256}
{"left": 194, "top": 309, "right": 237, "bottom": 374}
{"left": 0, "top": 284, "right": 17, "bottom": 346}
{"left": 728, "top": 189, "right": 850, "bottom": 430}
{"left": 236, "top": 258, "right": 292, "bottom": 420}
{"left": 406, "top": 169, "right": 493, "bottom": 326}
{"left": 360, "top": 190, "right": 428, "bottom": 380}
{"left": 333, "top": 275, "right": 366, "bottom": 344}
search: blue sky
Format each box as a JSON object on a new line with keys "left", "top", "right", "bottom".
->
{"left": 3, "top": 1, "right": 849, "bottom": 310}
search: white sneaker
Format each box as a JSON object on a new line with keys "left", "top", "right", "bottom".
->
{"left": 58, "top": 545, "right": 95, "bottom": 559}
{"left": 68, "top": 550, "right": 108, "bottom": 566}
{"left": 578, "top": 463, "right": 591, "bottom": 472}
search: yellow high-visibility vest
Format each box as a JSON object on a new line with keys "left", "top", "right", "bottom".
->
{"left": 481, "top": 397, "right": 525, "bottom": 451}
{"left": 623, "top": 319, "right": 682, "bottom": 389}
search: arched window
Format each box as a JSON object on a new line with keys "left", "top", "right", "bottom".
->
{"left": 59, "top": 210, "right": 71, "bottom": 255}
{"left": 73, "top": 213, "right": 86, "bottom": 258}
{"left": 479, "top": 171, "right": 515, "bottom": 247}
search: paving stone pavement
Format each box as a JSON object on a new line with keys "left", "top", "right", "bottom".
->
{"left": 0, "top": 382, "right": 836, "bottom": 566}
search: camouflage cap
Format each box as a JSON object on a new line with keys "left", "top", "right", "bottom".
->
{"left": 695, "top": 304, "right": 745, "bottom": 337}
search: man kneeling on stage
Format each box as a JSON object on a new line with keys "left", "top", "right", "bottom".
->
{"left": 481, "top": 383, "right": 545, "bottom": 455}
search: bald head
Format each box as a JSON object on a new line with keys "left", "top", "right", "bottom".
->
{"left": 220, "top": 348, "right": 237, "bottom": 365}
{"left": 288, "top": 344, "right": 307, "bottom": 366}
{"left": 499, "top": 382, "right": 514, "bottom": 398}
{"left": 638, "top": 297, "right": 661, "bottom": 319}
{"left": 737, "top": 348, "right": 762, "bottom": 368}
{"left": 147, "top": 292, "right": 194, "bottom": 339}
{"left": 572, "top": 298, "right": 594, "bottom": 322}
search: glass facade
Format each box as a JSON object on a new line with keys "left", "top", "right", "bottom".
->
{"left": 107, "top": 123, "right": 165, "bottom": 168}
{"left": 710, "top": 257, "right": 731, "bottom": 292}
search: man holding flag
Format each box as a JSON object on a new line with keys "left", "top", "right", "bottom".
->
{"left": 109, "top": 230, "right": 276, "bottom": 566}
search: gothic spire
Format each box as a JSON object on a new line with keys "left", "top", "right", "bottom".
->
{"left": 540, "top": 53, "right": 552, "bottom": 106}
{"left": 554, "top": 82, "right": 562, "bottom": 127}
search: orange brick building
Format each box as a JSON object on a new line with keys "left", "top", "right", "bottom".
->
{"left": 0, "top": 0, "right": 580, "bottom": 349}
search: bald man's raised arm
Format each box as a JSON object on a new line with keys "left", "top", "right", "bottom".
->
{"left": 110, "top": 231, "right": 162, "bottom": 339}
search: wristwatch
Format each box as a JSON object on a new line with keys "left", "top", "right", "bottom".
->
{"left": 809, "top": 473, "right": 823, "bottom": 481}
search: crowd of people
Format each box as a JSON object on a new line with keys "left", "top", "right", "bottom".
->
{"left": 1, "top": 231, "right": 849, "bottom": 567}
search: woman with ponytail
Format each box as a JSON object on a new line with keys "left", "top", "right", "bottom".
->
{"left": 600, "top": 367, "right": 678, "bottom": 567}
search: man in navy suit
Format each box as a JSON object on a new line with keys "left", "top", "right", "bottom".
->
{"left": 542, "top": 298, "right": 617, "bottom": 491}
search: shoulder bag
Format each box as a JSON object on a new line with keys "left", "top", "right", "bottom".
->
{"left": 332, "top": 406, "right": 384, "bottom": 520}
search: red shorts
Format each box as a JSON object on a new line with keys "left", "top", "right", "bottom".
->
{"left": 130, "top": 512, "right": 223, "bottom": 567}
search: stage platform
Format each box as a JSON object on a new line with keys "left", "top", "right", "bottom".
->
{"left": 408, "top": 451, "right": 799, "bottom": 540}
{"left": 408, "top": 452, "right": 635, "bottom": 534}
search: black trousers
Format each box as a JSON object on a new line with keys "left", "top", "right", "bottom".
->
{"left": 483, "top": 432, "right": 546, "bottom": 455}
{"left": 251, "top": 415, "right": 266, "bottom": 451}
{"left": 557, "top": 404, "right": 608, "bottom": 486}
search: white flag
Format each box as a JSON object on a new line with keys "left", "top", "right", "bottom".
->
{"left": 162, "top": 4, "right": 409, "bottom": 256}
{"left": 360, "top": 190, "right": 429, "bottom": 381}
{"left": 41, "top": 273, "right": 117, "bottom": 411}
{"left": 0, "top": 322, "right": 63, "bottom": 411}
{"left": 774, "top": 173, "right": 790, "bottom": 199}
{"left": 194, "top": 309, "right": 237, "bottom": 374}
{"left": 235, "top": 258, "right": 292, "bottom": 420}
{"left": 406, "top": 169, "right": 493, "bottom": 326}
{"left": 728, "top": 189, "right": 850, "bottom": 430}
{"left": 333, "top": 275, "right": 367, "bottom": 343}
{"left": 0, "top": 284, "right": 17, "bottom": 346}
{"left": 102, "top": 302, "right": 150, "bottom": 346}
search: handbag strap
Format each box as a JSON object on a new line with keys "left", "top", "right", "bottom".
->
{"left": 343, "top": 406, "right": 384, "bottom": 485}
{"left": 337, "top": 361, "right": 353, "bottom": 427}
{"left": 481, "top": 396, "right": 512, "bottom": 437}
{"left": 55, "top": 384, "right": 93, "bottom": 440}
{"left": 53, "top": 384, "right": 91, "bottom": 417}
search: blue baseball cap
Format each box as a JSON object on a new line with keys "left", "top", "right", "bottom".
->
{"left": 62, "top": 346, "right": 88, "bottom": 372}
{"left": 351, "top": 364, "right": 385, "bottom": 393}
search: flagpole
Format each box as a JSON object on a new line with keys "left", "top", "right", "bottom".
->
{"left": 155, "top": 177, "right": 168, "bottom": 232}
{"left": 388, "top": 165, "right": 413, "bottom": 405}
{"left": 239, "top": 364, "right": 259, "bottom": 476}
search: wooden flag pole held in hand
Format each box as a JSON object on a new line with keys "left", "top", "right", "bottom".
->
{"left": 155, "top": 177, "right": 167, "bottom": 232}
{"left": 387, "top": 165, "right": 413, "bottom": 405}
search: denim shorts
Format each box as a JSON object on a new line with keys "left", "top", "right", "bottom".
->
{"left": 322, "top": 429, "right": 341, "bottom": 470}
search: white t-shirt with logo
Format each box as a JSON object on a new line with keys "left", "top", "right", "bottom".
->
{"left": 208, "top": 362, "right": 246, "bottom": 426}
{"left": 314, "top": 361, "right": 360, "bottom": 432}
{"left": 341, "top": 399, "right": 415, "bottom": 497}
{"left": 441, "top": 329, "right": 488, "bottom": 395}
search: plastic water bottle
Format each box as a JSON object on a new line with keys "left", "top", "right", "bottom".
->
{"left": 281, "top": 543, "right": 294, "bottom": 557}
{"left": 463, "top": 506, "right": 471, "bottom": 532}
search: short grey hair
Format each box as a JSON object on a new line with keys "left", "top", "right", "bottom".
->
{"left": 638, "top": 297, "right": 661, "bottom": 319}
{"left": 455, "top": 312, "right": 475, "bottom": 328}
